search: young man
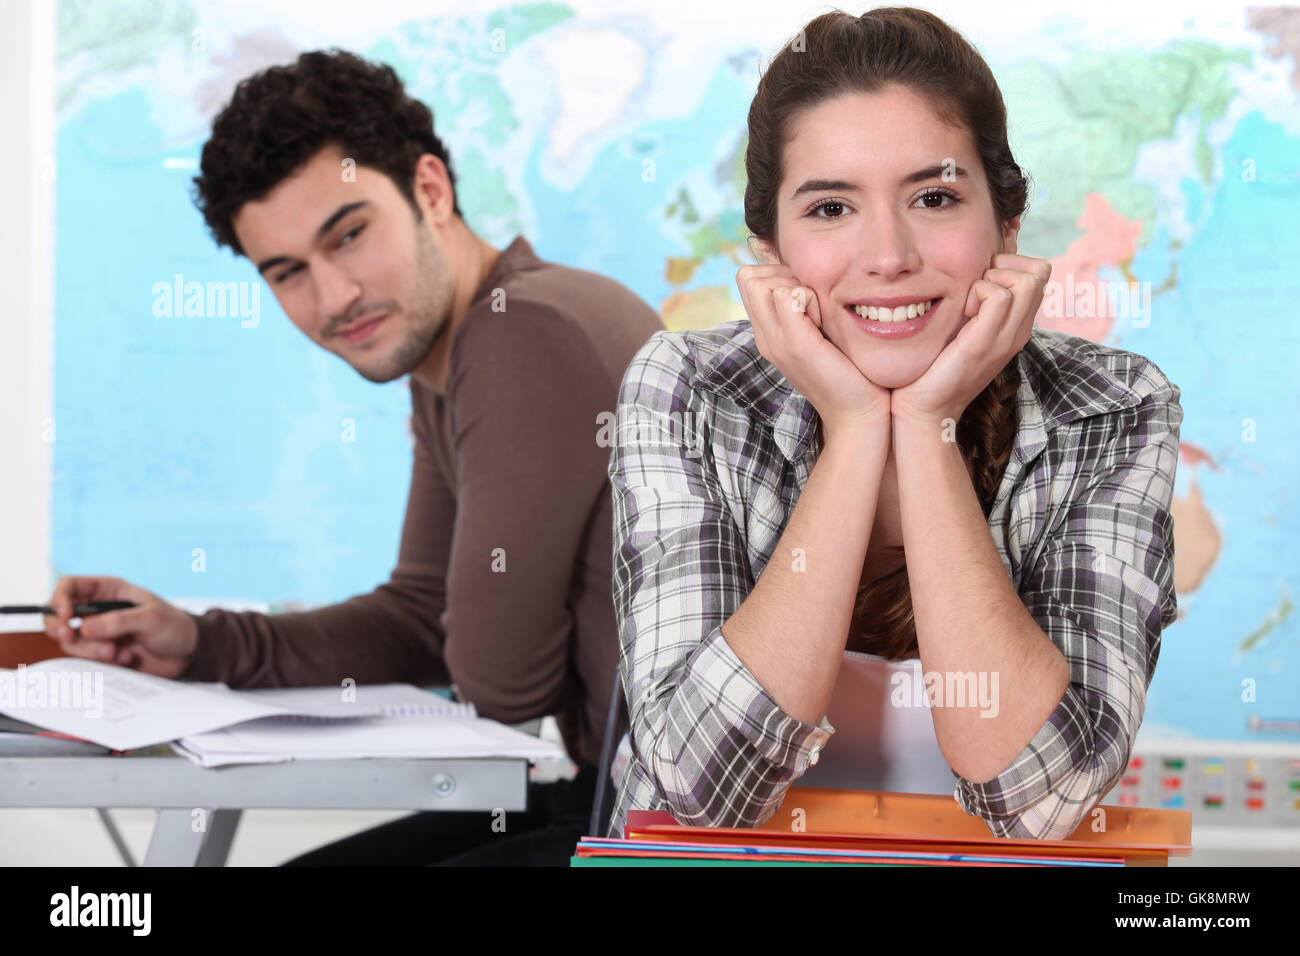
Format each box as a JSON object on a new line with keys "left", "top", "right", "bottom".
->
{"left": 44, "top": 50, "right": 662, "bottom": 864}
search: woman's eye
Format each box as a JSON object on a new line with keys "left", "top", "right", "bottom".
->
{"left": 915, "top": 188, "right": 961, "bottom": 210}
{"left": 807, "top": 200, "right": 850, "bottom": 220}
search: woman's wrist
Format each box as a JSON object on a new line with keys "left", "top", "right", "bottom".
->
{"left": 820, "top": 412, "right": 891, "bottom": 456}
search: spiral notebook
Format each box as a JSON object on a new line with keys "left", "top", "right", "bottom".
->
{"left": 172, "top": 705, "right": 563, "bottom": 768}
{"left": 218, "top": 683, "right": 477, "bottom": 720}
{"left": 172, "top": 683, "right": 565, "bottom": 768}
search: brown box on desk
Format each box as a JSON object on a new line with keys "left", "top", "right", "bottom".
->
{"left": 0, "top": 631, "right": 63, "bottom": 669}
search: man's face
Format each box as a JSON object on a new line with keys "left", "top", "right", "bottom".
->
{"left": 773, "top": 85, "right": 1019, "bottom": 390}
{"left": 233, "top": 144, "right": 454, "bottom": 383}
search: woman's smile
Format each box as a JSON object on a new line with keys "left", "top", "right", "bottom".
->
{"left": 844, "top": 297, "right": 942, "bottom": 339}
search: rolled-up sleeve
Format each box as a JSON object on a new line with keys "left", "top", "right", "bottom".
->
{"left": 953, "top": 371, "right": 1183, "bottom": 840}
{"left": 610, "top": 333, "right": 832, "bottom": 828}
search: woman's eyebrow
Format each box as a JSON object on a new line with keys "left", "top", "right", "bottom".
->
{"left": 789, "top": 165, "right": 970, "bottom": 200}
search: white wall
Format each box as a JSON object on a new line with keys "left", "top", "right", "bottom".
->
{"left": 0, "top": 0, "right": 55, "bottom": 608}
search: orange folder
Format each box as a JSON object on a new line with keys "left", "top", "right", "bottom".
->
{"left": 626, "top": 785, "right": 1190, "bottom": 865}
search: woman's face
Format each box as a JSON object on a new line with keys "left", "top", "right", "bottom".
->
{"left": 770, "top": 85, "right": 1019, "bottom": 390}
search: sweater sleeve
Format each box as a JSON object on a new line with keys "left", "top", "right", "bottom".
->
{"left": 178, "top": 383, "right": 454, "bottom": 689}
{"left": 432, "top": 303, "right": 614, "bottom": 731}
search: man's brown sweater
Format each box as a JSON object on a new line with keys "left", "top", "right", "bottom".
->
{"left": 179, "top": 236, "right": 664, "bottom": 765}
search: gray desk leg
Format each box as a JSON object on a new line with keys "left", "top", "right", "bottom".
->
{"left": 144, "top": 808, "right": 234, "bottom": 866}
{"left": 96, "top": 808, "right": 138, "bottom": 867}
{"left": 195, "top": 809, "right": 241, "bottom": 867}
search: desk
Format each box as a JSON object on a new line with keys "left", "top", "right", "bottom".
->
{"left": 0, "top": 749, "right": 529, "bottom": 865}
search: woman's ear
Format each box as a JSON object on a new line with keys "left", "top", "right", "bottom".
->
{"left": 748, "top": 236, "right": 780, "bottom": 266}
{"left": 1000, "top": 216, "right": 1021, "bottom": 255}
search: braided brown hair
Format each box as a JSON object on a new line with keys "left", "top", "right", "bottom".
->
{"left": 743, "top": 7, "right": 1030, "bottom": 660}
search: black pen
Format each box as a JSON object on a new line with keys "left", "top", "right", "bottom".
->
{"left": 1, "top": 602, "right": 138, "bottom": 617}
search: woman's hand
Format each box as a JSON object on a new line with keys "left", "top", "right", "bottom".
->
{"left": 736, "top": 260, "right": 891, "bottom": 442}
{"left": 890, "top": 253, "right": 1052, "bottom": 428}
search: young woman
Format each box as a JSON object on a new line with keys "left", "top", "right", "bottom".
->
{"left": 606, "top": 7, "right": 1182, "bottom": 841}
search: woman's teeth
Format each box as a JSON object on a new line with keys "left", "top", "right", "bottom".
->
{"left": 853, "top": 299, "right": 934, "bottom": 323}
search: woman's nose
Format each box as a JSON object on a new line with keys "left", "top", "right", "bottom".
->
{"left": 854, "top": 212, "right": 920, "bottom": 279}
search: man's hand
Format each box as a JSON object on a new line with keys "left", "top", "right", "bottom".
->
{"left": 43, "top": 575, "right": 199, "bottom": 679}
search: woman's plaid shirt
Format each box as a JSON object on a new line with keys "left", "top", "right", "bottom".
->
{"left": 605, "top": 318, "right": 1182, "bottom": 840}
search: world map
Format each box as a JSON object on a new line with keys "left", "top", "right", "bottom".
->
{"left": 52, "top": 0, "right": 1300, "bottom": 744}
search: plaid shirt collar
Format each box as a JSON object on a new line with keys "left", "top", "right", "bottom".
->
{"left": 687, "top": 322, "right": 1148, "bottom": 474}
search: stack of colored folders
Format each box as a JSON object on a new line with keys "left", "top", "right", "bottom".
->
{"left": 573, "top": 785, "right": 1192, "bottom": 867}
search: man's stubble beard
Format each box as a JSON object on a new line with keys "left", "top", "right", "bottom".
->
{"left": 353, "top": 221, "right": 455, "bottom": 384}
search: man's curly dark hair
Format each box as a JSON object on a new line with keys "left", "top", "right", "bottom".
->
{"left": 192, "top": 48, "right": 462, "bottom": 257}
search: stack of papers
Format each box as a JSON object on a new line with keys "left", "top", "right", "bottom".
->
{"left": 575, "top": 786, "right": 1192, "bottom": 867}
{"left": 0, "top": 658, "right": 565, "bottom": 766}
{"left": 173, "top": 712, "right": 562, "bottom": 767}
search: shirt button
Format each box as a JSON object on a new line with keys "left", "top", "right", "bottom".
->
{"left": 808, "top": 746, "right": 820, "bottom": 766}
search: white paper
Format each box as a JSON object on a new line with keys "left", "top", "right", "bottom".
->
{"left": 0, "top": 659, "right": 475, "bottom": 752}
{"left": 173, "top": 715, "right": 565, "bottom": 768}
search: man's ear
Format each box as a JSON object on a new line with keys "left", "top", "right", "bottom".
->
{"left": 412, "top": 153, "right": 455, "bottom": 224}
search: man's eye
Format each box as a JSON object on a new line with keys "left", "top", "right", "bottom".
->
{"left": 275, "top": 264, "right": 303, "bottom": 283}
{"left": 340, "top": 224, "right": 365, "bottom": 245}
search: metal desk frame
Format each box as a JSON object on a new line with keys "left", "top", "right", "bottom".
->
{"left": 0, "top": 752, "right": 529, "bottom": 866}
